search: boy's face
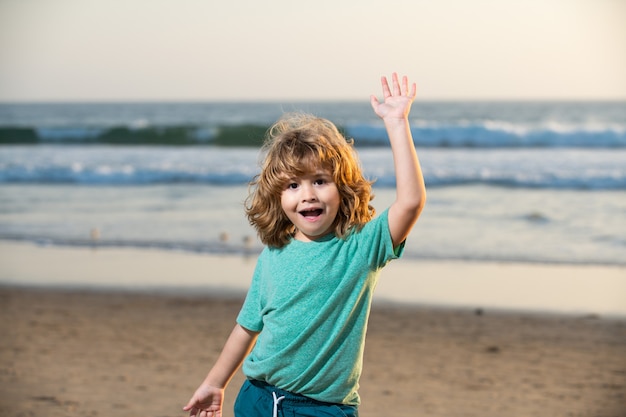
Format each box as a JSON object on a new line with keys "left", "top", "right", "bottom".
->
{"left": 280, "top": 168, "right": 340, "bottom": 242}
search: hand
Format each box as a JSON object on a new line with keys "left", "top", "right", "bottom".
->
{"left": 370, "top": 72, "right": 417, "bottom": 121}
{"left": 182, "top": 383, "right": 224, "bottom": 417}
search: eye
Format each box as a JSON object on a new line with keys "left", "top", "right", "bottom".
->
{"left": 286, "top": 182, "right": 299, "bottom": 190}
{"left": 314, "top": 174, "right": 333, "bottom": 185}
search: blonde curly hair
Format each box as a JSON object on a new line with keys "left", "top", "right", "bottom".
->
{"left": 245, "top": 113, "right": 375, "bottom": 248}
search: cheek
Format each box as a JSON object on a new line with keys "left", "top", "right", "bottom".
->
{"left": 327, "top": 189, "right": 341, "bottom": 213}
{"left": 280, "top": 191, "right": 294, "bottom": 210}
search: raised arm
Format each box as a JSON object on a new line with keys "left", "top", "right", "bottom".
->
{"left": 183, "top": 324, "right": 258, "bottom": 417}
{"left": 370, "top": 73, "right": 426, "bottom": 247}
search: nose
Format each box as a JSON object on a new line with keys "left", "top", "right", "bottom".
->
{"left": 300, "top": 183, "right": 318, "bottom": 202}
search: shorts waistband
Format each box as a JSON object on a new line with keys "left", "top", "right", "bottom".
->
{"left": 249, "top": 379, "right": 337, "bottom": 406}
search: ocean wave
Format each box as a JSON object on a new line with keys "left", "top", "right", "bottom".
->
{"left": 346, "top": 121, "right": 626, "bottom": 148}
{"left": 0, "top": 125, "right": 268, "bottom": 147}
{"left": 0, "top": 120, "right": 625, "bottom": 148}
{"left": 1, "top": 146, "right": 624, "bottom": 190}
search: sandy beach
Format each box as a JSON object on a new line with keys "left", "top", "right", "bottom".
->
{"left": 1, "top": 242, "right": 625, "bottom": 417}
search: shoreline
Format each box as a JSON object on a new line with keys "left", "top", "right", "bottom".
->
{"left": 1, "top": 240, "right": 625, "bottom": 317}
{"left": 1, "top": 239, "right": 625, "bottom": 416}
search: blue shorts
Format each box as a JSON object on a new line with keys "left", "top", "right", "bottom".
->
{"left": 234, "top": 379, "right": 358, "bottom": 417}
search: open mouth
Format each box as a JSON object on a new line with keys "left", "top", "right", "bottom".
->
{"left": 299, "top": 208, "right": 323, "bottom": 218}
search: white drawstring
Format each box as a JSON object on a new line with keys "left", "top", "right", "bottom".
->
{"left": 272, "top": 391, "right": 285, "bottom": 417}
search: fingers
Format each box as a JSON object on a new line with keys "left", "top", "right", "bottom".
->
{"left": 380, "top": 76, "right": 392, "bottom": 98}
{"left": 392, "top": 72, "right": 401, "bottom": 96}
{"left": 369, "top": 94, "right": 380, "bottom": 111}
{"left": 380, "top": 73, "right": 416, "bottom": 98}
{"left": 409, "top": 81, "right": 417, "bottom": 98}
{"left": 182, "top": 400, "right": 210, "bottom": 417}
{"left": 402, "top": 75, "right": 415, "bottom": 97}
{"left": 187, "top": 407, "right": 219, "bottom": 417}
{"left": 204, "top": 410, "right": 221, "bottom": 417}
{"left": 185, "top": 405, "right": 200, "bottom": 417}
{"left": 372, "top": 73, "right": 416, "bottom": 118}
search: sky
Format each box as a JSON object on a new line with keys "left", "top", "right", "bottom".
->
{"left": 0, "top": 0, "right": 625, "bottom": 102}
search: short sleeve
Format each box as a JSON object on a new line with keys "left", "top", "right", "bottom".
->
{"left": 358, "top": 208, "right": 405, "bottom": 270}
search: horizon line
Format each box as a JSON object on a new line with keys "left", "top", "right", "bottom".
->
{"left": 2, "top": 97, "right": 626, "bottom": 105}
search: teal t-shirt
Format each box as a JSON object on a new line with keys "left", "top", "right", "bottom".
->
{"left": 237, "top": 209, "right": 404, "bottom": 405}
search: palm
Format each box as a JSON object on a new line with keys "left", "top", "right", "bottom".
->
{"left": 370, "top": 73, "right": 416, "bottom": 120}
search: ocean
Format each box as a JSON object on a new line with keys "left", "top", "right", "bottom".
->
{"left": 0, "top": 101, "right": 625, "bottom": 268}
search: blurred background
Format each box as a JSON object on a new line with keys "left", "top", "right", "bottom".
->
{"left": 0, "top": 0, "right": 625, "bottom": 314}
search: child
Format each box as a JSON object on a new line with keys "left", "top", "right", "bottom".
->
{"left": 183, "top": 73, "right": 426, "bottom": 417}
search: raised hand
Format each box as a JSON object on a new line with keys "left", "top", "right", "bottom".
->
{"left": 370, "top": 72, "right": 417, "bottom": 120}
{"left": 369, "top": 72, "right": 425, "bottom": 247}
